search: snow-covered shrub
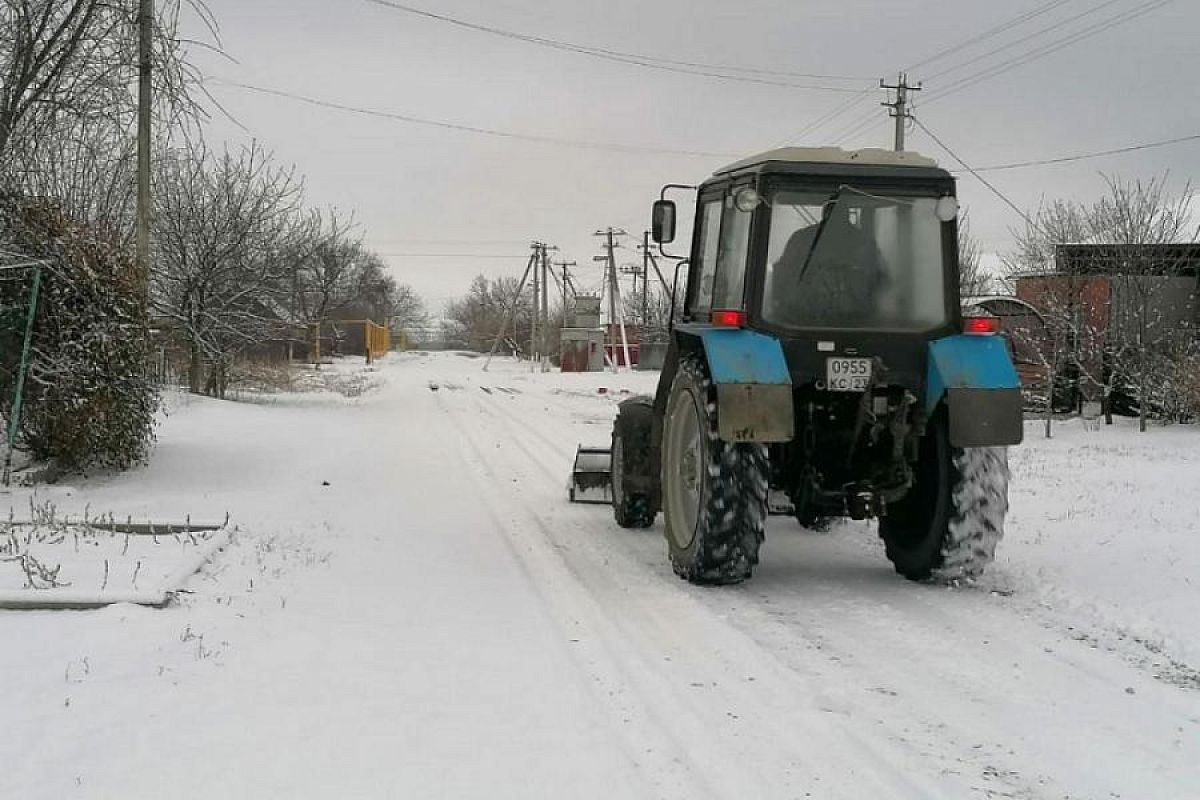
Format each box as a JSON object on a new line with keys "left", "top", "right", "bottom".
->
{"left": 1155, "top": 338, "right": 1200, "bottom": 424}
{"left": 0, "top": 191, "right": 157, "bottom": 472}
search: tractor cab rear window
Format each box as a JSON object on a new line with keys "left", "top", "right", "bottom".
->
{"left": 761, "top": 186, "right": 949, "bottom": 332}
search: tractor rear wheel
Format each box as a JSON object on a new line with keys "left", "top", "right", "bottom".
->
{"left": 661, "top": 356, "right": 768, "bottom": 585}
{"left": 611, "top": 397, "right": 658, "bottom": 529}
{"left": 879, "top": 416, "right": 1009, "bottom": 581}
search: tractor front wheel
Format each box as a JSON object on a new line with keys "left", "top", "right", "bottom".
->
{"left": 661, "top": 357, "right": 768, "bottom": 585}
{"left": 611, "top": 397, "right": 658, "bottom": 529}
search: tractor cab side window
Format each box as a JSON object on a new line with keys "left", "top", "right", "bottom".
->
{"left": 689, "top": 197, "right": 722, "bottom": 316}
{"left": 712, "top": 197, "right": 752, "bottom": 310}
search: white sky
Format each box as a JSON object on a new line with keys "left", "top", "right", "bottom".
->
{"left": 189, "top": 0, "right": 1200, "bottom": 313}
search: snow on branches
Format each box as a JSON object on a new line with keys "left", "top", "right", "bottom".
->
{"left": 0, "top": 191, "right": 157, "bottom": 472}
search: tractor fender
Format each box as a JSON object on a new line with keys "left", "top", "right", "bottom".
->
{"left": 659, "top": 325, "right": 794, "bottom": 444}
{"left": 926, "top": 335, "right": 1024, "bottom": 448}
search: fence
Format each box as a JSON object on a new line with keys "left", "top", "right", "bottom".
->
{"left": 365, "top": 320, "right": 390, "bottom": 364}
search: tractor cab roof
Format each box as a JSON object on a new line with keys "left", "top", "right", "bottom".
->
{"left": 711, "top": 147, "right": 952, "bottom": 185}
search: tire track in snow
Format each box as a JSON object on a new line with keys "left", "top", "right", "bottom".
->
{"left": 431, "top": 388, "right": 719, "bottom": 800}
{"left": 450, "top": 387, "right": 969, "bottom": 799}
{"left": 465, "top": 380, "right": 1200, "bottom": 800}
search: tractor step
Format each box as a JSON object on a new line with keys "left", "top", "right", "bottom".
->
{"left": 568, "top": 446, "right": 612, "bottom": 504}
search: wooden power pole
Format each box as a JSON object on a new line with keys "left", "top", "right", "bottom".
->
{"left": 530, "top": 241, "right": 540, "bottom": 367}
{"left": 137, "top": 0, "right": 154, "bottom": 302}
{"left": 596, "top": 228, "right": 631, "bottom": 372}
{"left": 540, "top": 242, "right": 551, "bottom": 371}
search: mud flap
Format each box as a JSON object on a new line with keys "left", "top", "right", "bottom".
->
{"left": 946, "top": 388, "right": 1024, "bottom": 448}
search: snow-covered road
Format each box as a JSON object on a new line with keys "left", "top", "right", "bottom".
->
{"left": 3, "top": 352, "right": 1199, "bottom": 799}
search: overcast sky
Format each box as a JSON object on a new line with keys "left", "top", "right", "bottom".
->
{"left": 189, "top": 0, "right": 1199, "bottom": 313}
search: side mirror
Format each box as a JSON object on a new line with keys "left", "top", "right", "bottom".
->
{"left": 652, "top": 200, "right": 677, "bottom": 244}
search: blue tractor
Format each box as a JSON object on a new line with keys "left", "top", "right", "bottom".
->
{"left": 604, "top": 147, "right": 1022, "bottom": 585}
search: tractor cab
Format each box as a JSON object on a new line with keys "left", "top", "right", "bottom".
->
{"left": 654, "top": 147, "right": 962, "bottom": 399}
{"left": 574, "top": 148, "right": 1022, "bottom": 587}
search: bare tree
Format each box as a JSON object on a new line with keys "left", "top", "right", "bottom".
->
{"left": 445, "top": 274, "right": 534, "bottom": 354}
{"left": 1002, "top": 200, "right": 1091, "bottom": 438}
{"left": 152, "top": 141, "right": 304, "bottom": 395}
{"left": 288, "top": 210, "right": 372, "bottom": 363}
{"left": 386, "top": 280, "right": 427, "bottom": 343}
{"left": 957, "top": 211, "right": 990, "bottom": 298}
{"left": 0, "top": 0, "right": 211, "bottom": 163}
{"left": 1088, "top": 174, "right": 1198, "bottom": 431}
{"left": 623, "top": 284, "right": 672, "bottom": 339}
{"left": 1, "top": 1, "right": 216, "bottom": 246}
{"left": 0, "top": 0, "right": 117, "bottom": 158}
{"left": 1005, "top": 177, "right": 1200, "bottom": 434}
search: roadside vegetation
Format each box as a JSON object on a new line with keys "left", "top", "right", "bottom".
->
{"left": 0, "top": 1, "right": 426, "bottom": 476}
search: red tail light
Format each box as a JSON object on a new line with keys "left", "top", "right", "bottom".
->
{"left": 711, "top": 309, "right": 746, "bottom": 328}
{"left": 963, "top": 316, "right": 1000, "bottom": 335}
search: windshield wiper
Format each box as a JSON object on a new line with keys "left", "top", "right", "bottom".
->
{"left": 794, "top": 187, "right": 844, "bottom": 286}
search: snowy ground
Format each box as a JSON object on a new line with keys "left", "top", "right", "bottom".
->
{"left": 2, "top": 351, "right": 1198, "bottom": 799}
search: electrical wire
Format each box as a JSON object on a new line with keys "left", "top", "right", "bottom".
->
{"left": 822, "top": 0, "right": 1176, "bottom": 150}
{"left": 831, "top": 0, "right": 1113, "bottom": 144}
{"left": 767, "top": 88, "right": 875, "bottom": 148}
{"left": 924, "top": 0, "right": 1176, "bottom": 105}
{"left": 912, "top": 117, "right": 1039, "bottom": 233}
{"left": 905, "top": 0, "right": 1078, "bottom": 72}
{"left": 207, "top": 80, "right": 739, "bottom": 159}
{"left": 363, "top": 0, "right": 871, "bottom": 92}
{"left": 922, "top": 0, "right": 1127, "bottom": 81}
{"left": 830, "top": 105, "right": 889, "bottom": 146}
{"left": 955, "top": 132, "right": 1200, "bottom": 173}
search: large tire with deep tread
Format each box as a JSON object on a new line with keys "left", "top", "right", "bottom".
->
{"left": 661, "top": 356, "right": 768, "bottom": 585}
{"left": 611, "top": 397, "right": 658, "bottom": 529}
{"left": 879, "top": 416, "right": 1009, "bottom": 581}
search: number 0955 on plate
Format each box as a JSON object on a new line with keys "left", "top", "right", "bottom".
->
{"left": 826, "top": 357, "right": 872, "bottom": 391}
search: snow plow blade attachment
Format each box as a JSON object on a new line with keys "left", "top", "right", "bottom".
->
{"left": 568, "top": 446, "right": 612, "bottom": 504}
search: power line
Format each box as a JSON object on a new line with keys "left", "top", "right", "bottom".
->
{"left": 768, "top": 88, "right": 875, "bottom": 148}
{"left": 905, "top": 0, "right": 1078, "bottom": 72}
{"left": 921, "top": 0, "right": 1128, "bottom": 82}
{"left": 924, "top": 0, "right": 1176, "bottom": 105}
{"left": 825, "top": 0, "right": 1176, "bottom": 152}
{"left": 912, "top": 116, "right": 1038, "bottom": 232}
{"left": 922, "top": 0, "right": 1125, "bottom": 82}
{"left": 363, "top": 0, "right": 871, "bottom": 92}
{"left": 207, "top": 80, "right": 738, "bottom": 159}
{"left": 831, "top": 106, "right": 888, "bottom": 146}
{"left": 954, "top": 132, "right": 1200, "bottom": 173}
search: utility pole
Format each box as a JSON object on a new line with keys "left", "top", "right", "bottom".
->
{"left": 619, "top": 262, "right": 642, "bottom": 324}
{"left": 530, "top": 241, "right": 540, "bottom": 367}
{"left": 595, "top": 227, "right": 631, "bottom": 372}
{"left": 880, "top": 72, "right": 920, "bottom": 152}
{"left": 554, "top": 260, "right": 576, "bottom": 325}
{"left": 641, "top": 231, "right": 651, "bottom": 326}
{"left": 137, "top": 0, "right": 154, "bottom": 303}
{"left": 540, "top": 242, "right": 551, "bottom": 371}
{"left": 483, "top": 249, "right": 538, "bottom": 371}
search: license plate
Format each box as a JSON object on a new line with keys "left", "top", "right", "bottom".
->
{"left": 826, "top": 357, "right": 872, "bottom": 391}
